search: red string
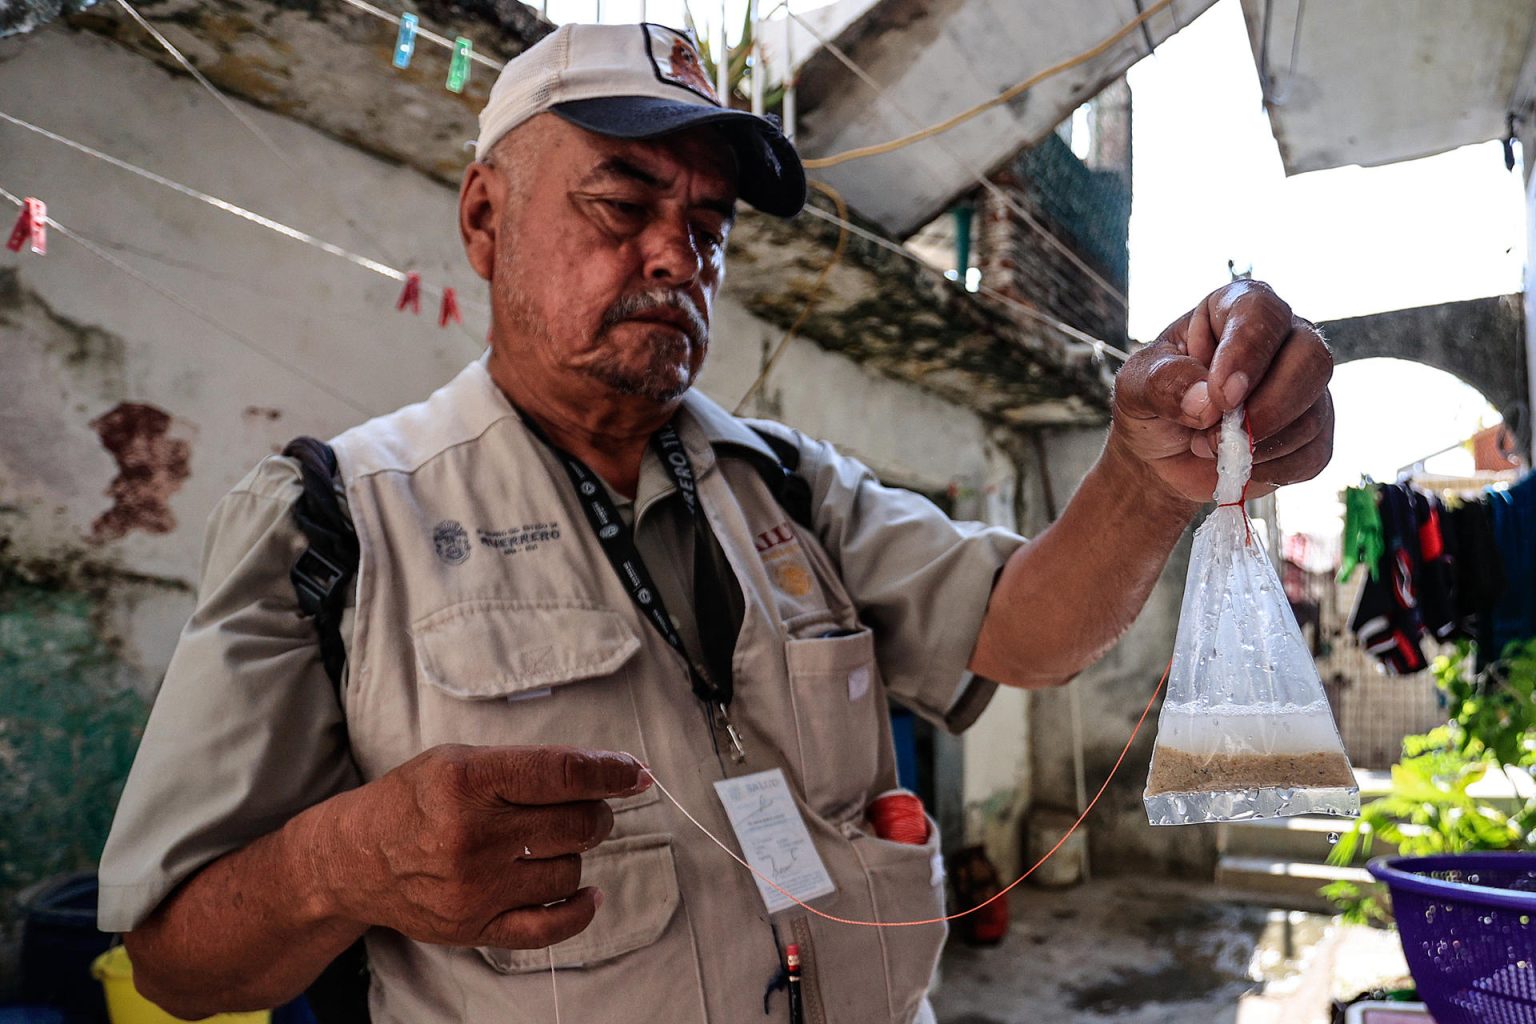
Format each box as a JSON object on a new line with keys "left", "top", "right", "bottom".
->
{"left": 644, "top": 655, "right": 1173, "bottom": 929}
{"left": 1214, "top": 409, "right": 1256, "bottom": 546}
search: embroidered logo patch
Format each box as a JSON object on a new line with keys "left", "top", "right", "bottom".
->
{"left": 643, "top": 24, "right": 720, "bottom": 104}
{"left": 433, "top": 520, "right": 471, "bottom": 565}
{"left": 772, "top": 562, "right": 814, "bottom": 598}
{"left": 755, "top": 520, "right": 819, "bottom": 600}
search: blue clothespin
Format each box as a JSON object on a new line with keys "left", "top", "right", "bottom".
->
{"left": 393, "top": 13, "right": 418, "bottom": 69}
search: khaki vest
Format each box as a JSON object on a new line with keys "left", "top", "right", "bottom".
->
{"left": 331, "top": 358, "right": 945, "bottom": 1023}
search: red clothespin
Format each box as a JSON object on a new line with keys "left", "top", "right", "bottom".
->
{"left": 396, "top": 271, "right": 422, "bottom": 314}
{"left": 6, "top": 198, "right": 46, "bottom": 255}
{"left": 438, "top": 287, "right": 462, "bottom": 328}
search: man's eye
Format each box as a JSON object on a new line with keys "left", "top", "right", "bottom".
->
{"left": 694, "top": 225, "right": 725, "bottom": 248}
{"left": 604, "top": 199, "right": 644, "bottom": 216}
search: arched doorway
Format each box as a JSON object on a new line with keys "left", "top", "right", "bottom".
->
{"left": 1317, "top": 294, "right": 1527, "bottom": 457}
{"left": 1277, "top": 358, "right": 1510, "bottom": 769}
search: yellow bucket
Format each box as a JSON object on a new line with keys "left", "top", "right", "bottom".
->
{"left": 90, "top": 945, "right": 271, "bottom": 1024}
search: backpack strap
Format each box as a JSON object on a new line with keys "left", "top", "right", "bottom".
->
{"left": 282, "top": 437, "right": 358, "bottom": 691}
{"left": 281, "top": 437, "right": 371, "bottom": 1024}
{"left": 746, "top": 426, "right": 815, "bottom": 535}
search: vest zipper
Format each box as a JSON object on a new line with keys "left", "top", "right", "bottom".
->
{"left": 789, "top": 916, "right": 827, "bottom": 1024}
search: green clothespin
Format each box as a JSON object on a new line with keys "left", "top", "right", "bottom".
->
{"left": 447, "top": 36, "right": 472, "bottom": 93}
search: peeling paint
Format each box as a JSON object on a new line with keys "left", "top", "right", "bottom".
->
{"left": 90, "top": 402, "right": 192, "bottom": 542}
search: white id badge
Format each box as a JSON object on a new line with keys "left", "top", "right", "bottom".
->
{"left": 713, "top": 768, "right": 836, "bottom": 914}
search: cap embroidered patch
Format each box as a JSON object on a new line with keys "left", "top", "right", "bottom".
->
{"left": 644, "top": 23, "right": 719, "bottom": 105}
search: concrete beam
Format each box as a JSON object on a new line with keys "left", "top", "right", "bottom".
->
{"left": 1319, "top": 294, "right": 1528, "bottom": 431}
{"left": 789, "top": 0, "right": 1216, "bottom": 237}
{"left": 1237, "top": 0, "right": 1536, "bottom": 175}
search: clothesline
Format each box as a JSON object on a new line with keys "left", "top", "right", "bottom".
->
{"left": 0, "top": 183, "right": 380, "bottom": 417}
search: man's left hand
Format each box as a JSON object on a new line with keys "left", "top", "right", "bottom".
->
{"left": 1111, "top": 280, "right": 1334, "bottom": 505}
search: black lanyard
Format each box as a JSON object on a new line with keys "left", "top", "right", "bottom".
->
{"left": 521, "top": 413, "right": 746, "bottom": 760}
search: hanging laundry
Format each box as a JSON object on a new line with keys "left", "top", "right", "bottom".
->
{"left": 1349, "top": 484, "right": 1427, "bottom": 674}
{"left": 1487, "top": 474, "right": 1536, "bottom": 661}
{"left": 1444, "top": 496, "right": 1505, "bottom": 649}
{"left": 1412, "top": 490, "right": 1457, "bottom": 643}
{"left": 1338, "top": 484, "right": 1384, "bottom": 583}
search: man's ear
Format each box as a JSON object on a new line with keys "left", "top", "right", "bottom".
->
{"left": 459, "top": 161, "right": 506, "bottom": 282}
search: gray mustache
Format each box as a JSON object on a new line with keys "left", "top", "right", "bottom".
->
{"left": 601, "top": 290, "right": 707, "bottom": 344}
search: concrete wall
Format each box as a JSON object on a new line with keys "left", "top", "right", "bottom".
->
{"left": 0, "top": 26, "right": 1036, "bottom": 951}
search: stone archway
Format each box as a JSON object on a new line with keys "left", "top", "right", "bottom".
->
{"left": 1317, "top": 294, "right": 1527, "bottom": 444}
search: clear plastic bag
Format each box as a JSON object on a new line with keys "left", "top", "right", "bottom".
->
{"left": 1144, "top": 408, "right": 1359, "bottom": 826}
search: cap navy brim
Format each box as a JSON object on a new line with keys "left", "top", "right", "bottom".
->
{"left": 552, "top": 96, "right": 807, "bottom": 219}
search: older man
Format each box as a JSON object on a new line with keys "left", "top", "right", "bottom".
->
{"left": 99, "top": 21, "right": 1333, "bottom": 1024}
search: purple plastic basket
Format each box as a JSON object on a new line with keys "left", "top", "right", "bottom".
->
{"left": 1370, "top": 854, "right": 1536, "bottom": 1024}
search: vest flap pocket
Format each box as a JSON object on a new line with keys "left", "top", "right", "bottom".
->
{"left": 783, "top": 627, "right": 883, "bottom": 819}
{"left": 478, "top": 833, "right": 681, "bottom": 973}
{"left": 413, "top": 599, "right": 642, "bottom": 699}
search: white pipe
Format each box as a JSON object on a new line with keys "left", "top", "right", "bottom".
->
{"left": 717, "top": 1, "right": 730, "bottom": 104}
{"left": 749, "top": 0, "right": 763, "bottom": 115}
{"left": 782, "top": 2, "right": 795, "bottom": 139}
{"left": 1068, "top": 681, "right": 1090, "bottom": 881}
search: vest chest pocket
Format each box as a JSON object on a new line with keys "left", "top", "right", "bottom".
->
{"left": 783, "top": 626, "right": 884, "bottom": 820}
{"left": 410, "top": 599, "right": 657, "bottom": 813}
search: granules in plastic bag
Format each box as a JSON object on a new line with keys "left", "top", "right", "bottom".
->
{"left": 1144, "top": 408, "right": 1359, "bottom": 825}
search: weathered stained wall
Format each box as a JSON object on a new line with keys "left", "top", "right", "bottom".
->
{"left": 62, "top": 0, "right": 1117, "bottom": 429}
{"left": 0, "top": 23, "right": 1046, "bottom": 963}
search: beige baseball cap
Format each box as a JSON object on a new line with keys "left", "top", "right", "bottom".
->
{"left": 475, "top": 22, "right": 806, "bottom": 217}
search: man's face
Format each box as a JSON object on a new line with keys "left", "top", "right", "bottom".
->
{"left": 474, "top": 116, "right": 738, "bottom": 408}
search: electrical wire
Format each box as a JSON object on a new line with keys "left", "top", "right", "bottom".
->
{"left": 0, "top": 184, "right": 377, "bottom": 417}
{"left": 335, "top": 0, "right": 507, "bottom": 71}
{"left": 0, "top": 110, "right": 485, "bottom": 317}
{"left": 800, "top": 0, "right": 1178, "bottom": 169}
{"left": 112, "top": 0, "right": 409, "bottom": 268}
{"left": 795, "top": 200, "right": 1128, "bottom": 363}
{"left": 732, "top": 180, "right": 850, "bottom": 414}
{"left": 786, "top": 8, "right": 1130, "bottom": 311}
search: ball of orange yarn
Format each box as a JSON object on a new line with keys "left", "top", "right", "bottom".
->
{"left": 868, "top": 789, "right": 929, "bottom": 845}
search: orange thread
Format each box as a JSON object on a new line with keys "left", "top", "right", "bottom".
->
{"left": 644, "top": 656, "right": 1172, "bottom": 929}
{"left": 1214, "top": 410, "right": 1256, "bottom": 545}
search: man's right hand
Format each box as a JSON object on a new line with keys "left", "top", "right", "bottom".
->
{"left": 314, "top": 744, "right": 650, "bottom": 950}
